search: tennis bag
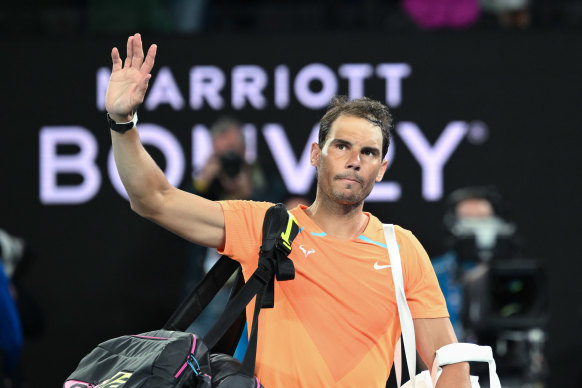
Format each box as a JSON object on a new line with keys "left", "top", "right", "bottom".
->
{"left": 64, "top": 203, "right": 299, "bottom": 388}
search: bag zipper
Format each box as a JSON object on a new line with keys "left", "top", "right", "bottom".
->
{"left": 175, "top": 334, "right": 200, "bottom": 378}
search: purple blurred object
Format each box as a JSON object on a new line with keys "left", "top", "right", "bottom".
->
{"left": 402, "top": 0, "right": 481, "bottom": 29}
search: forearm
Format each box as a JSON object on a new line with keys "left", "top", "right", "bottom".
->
{"left": 435, "top": 362, "right": 471, "bottom": 388}
{"left": 111, "top": 127, "right": 172, "bottom": 217}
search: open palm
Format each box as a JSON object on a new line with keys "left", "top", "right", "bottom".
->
{"left": 105, "top": 33, "right": 157, "bottom": 122}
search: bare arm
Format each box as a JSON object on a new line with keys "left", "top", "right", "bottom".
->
{"left": 414, "top": 317, "right": 471, "bottom": 388}
{"left": 106, "top": 33, "right": 225, "bottom": 248}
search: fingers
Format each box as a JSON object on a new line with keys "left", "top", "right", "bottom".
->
{"left": 137, "top": 74, "right": 152, "bottom": 96}
{"left": 140, "top": 44, "right": 157, "bottom": 75}
{"left": 125, "top": 36, "right": 134, "bottom": 68}
{"left": 111, "top": 47, "right": 122, "bottom": 72}
{"left": 132, "top": 33, "right": 144, "bottom": 69}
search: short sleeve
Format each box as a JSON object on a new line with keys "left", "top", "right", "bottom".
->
{"left": 397, "top": 228, "right": 449, "bottom": 319}
{"left": 218, "top": 200, "right": 274, "bottom": 274}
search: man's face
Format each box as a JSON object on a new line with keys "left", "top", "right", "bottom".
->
{"left": 311, "top": 115, "right": 388, "bottom": 205}
{"left": 213, "top": 127, "right": 245, "bottom": 157}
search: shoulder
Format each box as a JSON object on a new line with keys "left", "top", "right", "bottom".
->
{"left": 367, "top": 213, "right": 421, "bottom": 248}
{"left": 219, "top": 200, "right": 275, "bottom": 213}
{"left": 218, "top": 200, "right": 276, "bottom": 234}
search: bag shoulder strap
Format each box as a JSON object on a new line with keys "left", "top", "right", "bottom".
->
{"left": 383, "top": 224, "right": 416, "bottom": 388}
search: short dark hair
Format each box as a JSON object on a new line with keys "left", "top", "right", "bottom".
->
{"left": 318, "top": 96, "right": 393, "bottom": 159}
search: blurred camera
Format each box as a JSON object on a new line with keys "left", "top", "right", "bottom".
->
{"left": 219, "top": 150, "right": 243, "bottom": 178}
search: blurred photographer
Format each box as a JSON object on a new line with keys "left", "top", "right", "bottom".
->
{"left": 432, "top": 186, "right": 518, "bottom": 338}
{"left": 193, "top": 117, "right": 269, "bottom": 202}
{"left": 433, "top": 186, "right": 549, "bottom": 384}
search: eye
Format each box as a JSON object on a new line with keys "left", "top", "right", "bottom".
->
{"left": 337, "top": 143, "right": 347, "bottom": 150}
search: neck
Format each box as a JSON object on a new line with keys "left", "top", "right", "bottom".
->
{"left": 305, "top": 190, "right": 368, "bottom": 240}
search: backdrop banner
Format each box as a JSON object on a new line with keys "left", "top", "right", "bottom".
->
{"left": 0, "top": 31, "right": 580, "bottom": 386}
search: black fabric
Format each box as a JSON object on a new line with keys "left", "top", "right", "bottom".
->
{"left": 65, "top": 330, "right": 209, "bottom": 387}
{"left": 259, "top": 203, "right": 298, "bottom": 308}
{"left": 212, "top": 270, "right": 246, "bottom": 355}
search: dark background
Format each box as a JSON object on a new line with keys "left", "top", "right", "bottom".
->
{"left": 1, "top": 2, "right": 582, "bottom": 386}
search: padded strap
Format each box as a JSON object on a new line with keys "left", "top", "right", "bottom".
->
{"left": 383, "top": 224, "right": 416, "bottom": 388}
{"left": 259, "top": 204, "right": 298, "bottom": 308}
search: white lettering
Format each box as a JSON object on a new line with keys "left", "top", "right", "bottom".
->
{"left": 145, "top": 66, "right": 185, "bottom": 110}
{"left": 368, "top": 138, "right": 401, "bottom": 202}
{"left": 96, "top": 67, "right": 111, "bottom": 111}
{"left": 39, "top": 126, "right": 101, "bottom": 204}
{"left": 338, "top": 64, "right": 373, "bottom": 100}
{"left": 397, "top": 121, "right": 468, "bottom": 201}
{"left": 191, "top": 124, "right": 213, "bottom": 175}
{"left": 232, "top": 65, "right": 268, "bottom": 109}
{"left": 262, "top": 123, "right": 318, "bottom": 194}
{"left": 242, "top": 124, "right": 258, "bottom": 164}
{"left": 376, "top": 64, "right": 411, "bottom": 108}
{"left": 108, "top": 124, "right": 186, "bottom": 199}
{"left": 274, "top": 65, "right": 290, "bottom": 109}
{"left": 190, "top": 66, "right": 225, "bottom": 110}
{"left": 294, "top": 64, "right": 338, "bottom": 109}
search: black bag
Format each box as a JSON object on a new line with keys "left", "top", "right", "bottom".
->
{"left": 64, "top": 203, "right": 299, "bottom": 388}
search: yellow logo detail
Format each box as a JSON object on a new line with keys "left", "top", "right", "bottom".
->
{"left": 280, "top": 211, "right": 298, "bottom": 250}
{"left": 97, "top": 371, "right": 132, "bottom": 388}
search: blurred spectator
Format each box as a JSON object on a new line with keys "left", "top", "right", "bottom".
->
{"left": 436, "top": 188, "right": 549, "bottom": 384}
{"left": 168, "top": 0, "right": 209, "bottom": 33}
{"left": 0, "top": 230, "right": 24, "bottom": 387}
{"left": 86, "top": 0, "right": 171, "bottom": 34}
{"left": 0, "top": 229, "right": 45, "bottom": 387}
{"left": 480, "top": 0, "right": 532, "bottom": 28}
{"left": 431, "top": 186, "right": 517, "bottom": 338}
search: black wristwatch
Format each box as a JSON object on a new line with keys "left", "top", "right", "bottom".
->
{"left": 107, "top": 111, "right": 138, "bottom": 133}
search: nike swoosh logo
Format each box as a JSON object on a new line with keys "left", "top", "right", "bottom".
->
{"left": 374, "top": 261, "right": 391, "bottom": 270}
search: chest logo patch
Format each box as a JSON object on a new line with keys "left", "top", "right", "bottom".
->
{"left": 373, "top": 261, "right": 391, "bottom": 270}
{"left": 299, "top": 245, "right": 316, "bottom": 257}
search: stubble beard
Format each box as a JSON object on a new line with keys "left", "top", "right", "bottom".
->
{"left": 328, "top": 176, "right": 376, "bottom": 208}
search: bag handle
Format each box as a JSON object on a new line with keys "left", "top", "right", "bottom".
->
{"left": 431, "top": 343, "right": 502, "bottom": 388}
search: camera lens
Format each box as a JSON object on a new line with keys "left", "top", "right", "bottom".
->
{"left": 220, "top": 151, "right": 243, "bottom": 177}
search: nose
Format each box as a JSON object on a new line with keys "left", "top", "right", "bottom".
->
{"left": 346, "top": 150, "right": 361, "bottom": 170}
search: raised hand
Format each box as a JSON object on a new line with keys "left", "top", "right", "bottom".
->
{"left": 105, "top": 33, "right": 157, "bottom": 122}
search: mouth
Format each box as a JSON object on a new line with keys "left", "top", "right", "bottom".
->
{"left": 335, "top": 175, "right": 362, "bottom": 184}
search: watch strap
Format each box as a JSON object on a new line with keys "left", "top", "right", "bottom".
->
{"left": 107, "top": 111, "right": 138, "bottom": 133}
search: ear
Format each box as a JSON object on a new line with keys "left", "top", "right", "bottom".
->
{"left": 310, "top": 142, "right": 321, "bottom": 167}
{"left": 375, "top": 159, "right": 388, "bottom": 182}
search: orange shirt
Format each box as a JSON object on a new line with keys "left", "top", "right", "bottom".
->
{"left": 219, "top": 201, "right": 448, "bottom": 387}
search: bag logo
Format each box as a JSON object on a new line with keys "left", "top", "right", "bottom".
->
{"left": 96, "top": 371, "right": 133, "bottom": 388}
